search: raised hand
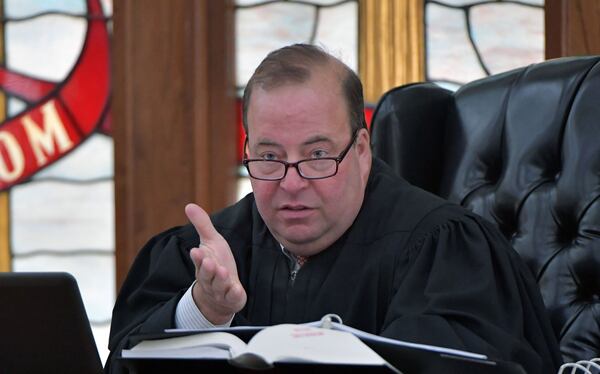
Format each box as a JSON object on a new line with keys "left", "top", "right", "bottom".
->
{"left": 185, "top": 203, "right": 247, "bottom": 325}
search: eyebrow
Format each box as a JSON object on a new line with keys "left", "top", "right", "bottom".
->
{"left": 253, "top": 135, "right": 334, "bottom": 148}
{"left": 303, "top": 135, "right": 333, "bottom": 146}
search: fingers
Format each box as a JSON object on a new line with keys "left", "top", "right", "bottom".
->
{"left": 192, "top": 252, "right": 246, "bottom": 316}
{"left": 185, "top": 203, "right": 220, "bottom": 242}
{"left": 192, "top": 248, "right": 236, "bottom": 301}
{"left": 189, "top": 247, "right": 204, "bottom": 268}
{"left": 186, "top": 204, "right": 247, "bottom": 321}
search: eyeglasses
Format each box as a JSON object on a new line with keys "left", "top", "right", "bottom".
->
{"left": 243, "top": 130, "right": 358, "bottom": 181}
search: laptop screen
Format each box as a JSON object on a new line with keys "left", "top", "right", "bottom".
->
{"left": 0, "top": 272, "right": 103, "bottom": 373}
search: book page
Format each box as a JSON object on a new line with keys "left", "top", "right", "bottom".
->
{"left": 122, "top": 332, "right": 248, "bottom": 359}
{"left": 234, "top": 324, "right": 387, "bottom": 366}
{"left": 326, "top": 322, "right": 487, "bottom": 360}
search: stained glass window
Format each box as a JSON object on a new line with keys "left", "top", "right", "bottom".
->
{"left": 1, "top": 0, "right": 113, "bottom": 363}
{"left": 425, "top": 0, "right": 544, "bottom": 90}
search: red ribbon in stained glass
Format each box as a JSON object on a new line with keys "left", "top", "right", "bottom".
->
{"left": 0, "top": 0, "right": 110, "bottom": 190}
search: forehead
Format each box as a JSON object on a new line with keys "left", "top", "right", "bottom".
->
{"left": 247, "top": 73, "right": 349, "bottom": 141}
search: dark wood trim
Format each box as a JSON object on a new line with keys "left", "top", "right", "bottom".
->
{"left": 546, "top": 0, "right": 600, "bottom": 58}
{"left": 545, "top": 0, "right": 565, "bottom": 59}
{"left": 113, "top": 0, "right": 236, "bottom": 289}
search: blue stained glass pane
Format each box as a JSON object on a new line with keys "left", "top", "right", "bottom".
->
{"left": 7, "top": 97, "right": 26, "bottom": 117}
{"left": 4, "top": 0, "right": 86, "bottom": 18}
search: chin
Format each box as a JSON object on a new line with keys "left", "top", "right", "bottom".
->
{"left": 277, "top": 230, "right": 321, "bottom": 250}
{"left": 278, "top": 230, "right": 338, "bottom": 256}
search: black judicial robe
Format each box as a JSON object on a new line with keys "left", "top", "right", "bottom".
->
{"left": 106, "top": 158, "right": 562, "bottom": 374}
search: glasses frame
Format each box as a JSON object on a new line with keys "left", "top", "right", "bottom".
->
{"left": 242, "top": 129, "right": 359, "bottom": 181}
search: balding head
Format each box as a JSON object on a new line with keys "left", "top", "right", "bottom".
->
{"left": 242, "top": 44, "right": 366, "bottom": 137}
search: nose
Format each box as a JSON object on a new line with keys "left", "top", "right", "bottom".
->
{"left": 279, "top": 164, "right": 309, "bottom": 192}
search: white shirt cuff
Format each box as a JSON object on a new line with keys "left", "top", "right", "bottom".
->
{"left": 175, "top": 282, "right": 233, "bottom": 329}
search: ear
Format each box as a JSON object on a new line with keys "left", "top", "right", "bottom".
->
{"left": 355, "top": 128, "right": 372, "bottom": 184}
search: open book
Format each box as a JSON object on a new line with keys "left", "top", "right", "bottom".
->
{"left": 122, "top": 317, "right": 397, "bottom": 372}
{"left": 122, "top": 314, "right": 525, "bottom": 373}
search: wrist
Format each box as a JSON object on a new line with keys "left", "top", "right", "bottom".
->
{"left": 191, "top": 282, "right": 235, "bottom": 325}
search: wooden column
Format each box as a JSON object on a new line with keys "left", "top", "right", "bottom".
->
{"left": 113, "top": 0, "right": 236, "bottom": 288}
{"left": 359, "top": 0, "right": 424, "bottom": 104}
{"left": 546, "top": 0, "right": 600, "bottom": 58}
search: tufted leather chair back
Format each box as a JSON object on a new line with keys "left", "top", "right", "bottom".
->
{"left": 370, "top": 56, "right": 600, "bottom": 363}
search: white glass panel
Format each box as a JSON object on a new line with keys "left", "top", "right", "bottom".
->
{"left": 429, "top": 0, "right": 477, "bottom": 6}
{"left": 236, "top": 3, "right": 316, "bottom": 86}
{"left": 33, "top": 134, "right": 114, "bottom": 181}
{"left": 305, "top": 0, "right": 354, "bottom": 4}
{"left": 4, "top": 0, "right": 86, "bottom": 17}
{"left": 471, "top": 3, "right": 544, "bottom": 74}
{"left": 437, "top": 0, "right": 544, "bottom": 6}
{"left": 236, "top": 0, "right": 354, "bottom": 5}
{"left": 426, "top": 3, "right": 485, "bottom": 84}
{"left": 315, "top": 1, "right": 358, "bottom": 72}
{"left": 237, "top": 176, "right": 253, "bottom": 202}
{"left": 13, "top": 253, "right": 115, "bottom": 322}
{"left": 236, "top": 0, "right": 270, "bottom": 5}
{"left": 518, "top": 0, "right": 543, "bottom": 5}
{"left": 7, "top": 96, "right": 26, "bottom": 117}
{"left": 5, "top": 15, "right": 85, "bottom": 81}
{"left": 92, "top": 322, "right": 111, "bottom": 366}
{"left": 100, "top": 0, "right": 113, "bottom": 16}
{"left": 11, "top": 180, "right": 114, "bottom": 253}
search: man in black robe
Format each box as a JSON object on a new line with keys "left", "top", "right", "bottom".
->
{"left": 106, "top": 44, "right": 561, "bottom": 373}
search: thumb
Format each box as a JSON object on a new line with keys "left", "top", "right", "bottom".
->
{"left": 185, "top": 203, "right": 220, "bottom": 243}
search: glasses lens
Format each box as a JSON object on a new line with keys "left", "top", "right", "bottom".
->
{"left": 247, "top": 161, "right": 284, "bottom": 180}
{"left": 298, "top": 159, "right": 337, "bottom": 178}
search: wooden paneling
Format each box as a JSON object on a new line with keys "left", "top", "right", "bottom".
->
{"left": 113, "top": 0, "right": 236, "bottom": 288}
{"left": 359, "top": 0, "right": 424, "bottom": 104}
{"left": 546, "top": 0, "right": 600, "bottom": 58}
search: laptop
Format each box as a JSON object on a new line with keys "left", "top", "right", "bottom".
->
{"left": 0, "top": 272, "right": 103, "bottom": 374}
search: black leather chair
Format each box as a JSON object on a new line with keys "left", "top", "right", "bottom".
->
{"left": 370, "top": 56, "right": 600, "bottom": 363}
